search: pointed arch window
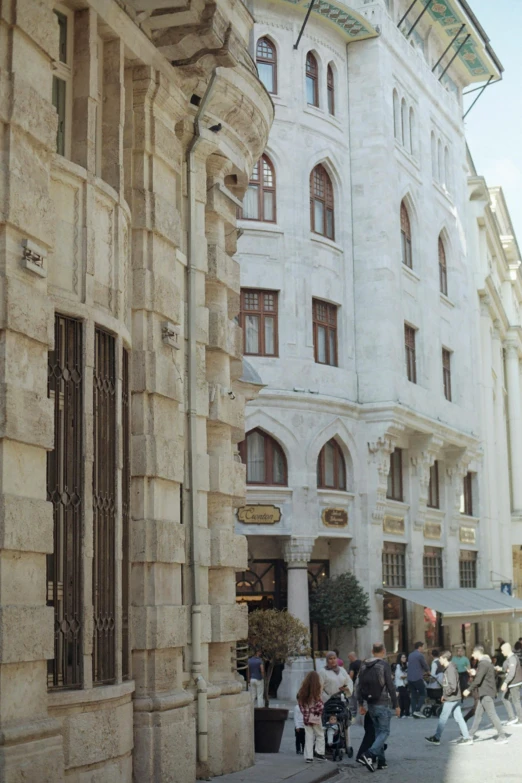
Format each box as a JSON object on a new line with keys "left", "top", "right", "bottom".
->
{"left": 393, "top": 90, "right": 400, "bottom": 141}
{"left": 256, "top": 37, "right": 277, "bottom": 94}
{"left": 327, "top": 64, "right": 335, "bottom": 115}
{"left": 310, "top": 164, "right": 334, "bottom": 240}
{"left": 400, "top": 201, "right": 412, "bottom": 268}
{"left": 401, "top": 98, "right": 408, "bottom": 151}
{"left": 438, "top": 235, "right": 448, "bottom": 295}
{"left": 306, "top": 52, "right": 319, "bottom": 106}
{"left": 241, "top": 154, "right": 276, "bottom": 222}
{"left": 239, "top": 429, "right": 287, "bottom": 486}
{"left": 317, "top": 439, "right": 346, "bottom": 490}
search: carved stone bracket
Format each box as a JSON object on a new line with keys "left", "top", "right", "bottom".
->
{"left": 446, "top": 450, "right": 475, "bottom": 535}
{"left": 368, "top": 425, "right": 405, "bottom": 526}
{"left": 410, "top": 435, "right": 444, "bottom": 531}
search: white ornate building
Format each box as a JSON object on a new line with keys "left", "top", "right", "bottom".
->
{"left": 234, "top": 0, "right": 522, "bottom": 689}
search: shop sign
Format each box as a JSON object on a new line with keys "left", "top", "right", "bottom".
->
{"left": 383, "top": 516, "right": 405, "bottom": 535}
{"left": 459, "top": 526, "right": 476, "bottom": 545}
{"left": 322, "top": 507, "right": 348, "bottom": 528}
{"left": 424, "top": 522, "right": 442, "bottom": 540}
{"left": 237, "top": 504, "right": 281, "bottom": 525}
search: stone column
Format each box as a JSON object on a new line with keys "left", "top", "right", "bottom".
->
{"left": 505, "top": 338, "right": 522, "bottom": 512}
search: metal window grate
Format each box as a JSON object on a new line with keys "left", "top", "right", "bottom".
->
{"left": 382, "top": 544, "right": 406, "bottom": 588}
{"left": 47, "top": 315, "right": 83, "bottom": 690}
{"left": 93, "top": 328, "right": 117, "bottom": 685}
{"left": 459, "top": 551, "right": 477, "bottom": 588}
{"left": 121, "top": 347, "right": 130, "bottom": 680}
{"left": 423, "top": 546, "right": 443, "bottom": 588}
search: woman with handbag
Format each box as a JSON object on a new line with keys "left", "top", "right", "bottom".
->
{"left": 298, "top": 671, "right": 326, "bottom": 763}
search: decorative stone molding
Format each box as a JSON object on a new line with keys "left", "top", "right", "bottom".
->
{"left": 410, "top": 435, "right": 444, "bottom": 531}
{"left": 283, "top": 536, "right": 315, "bottom": 567}
{"left": 446, "top": 450, "right": 475, "bottom": 535}
{"left": 21, "top": 239, "right": 47, "bottom": 278}
{"left": 367, "top": 426, "right": 405, "bottom": 526}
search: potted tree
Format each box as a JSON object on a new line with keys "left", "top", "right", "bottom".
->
{"left": 248, "top": 609, "right": 310, "bottom": 753}
{"left": 309, "top": 572, "right": 370, "bottom": 651}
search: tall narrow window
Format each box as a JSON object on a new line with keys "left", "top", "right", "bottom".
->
{"left": 93, "top": 328, "right": 117, "bottom": 685}
{"left": 444, "top": 147, "right": 450, "bottom": 191}
{"left": 405, "top": 324, "right": 417, "bottom": 383}
{"left": 459, "top": 550, "right": 477, "bottom": 588}
{"left": 442, "top": 348, "right": 452, "bottom": 401}
{"left": 240, "top": 289, "right": 278, "bottom": 356}
{"left": 423, "top": 546, "right": 443, "bottom": 588}
{"left": 327, "top": 64, "right": 335, "bottom": 115}
{"left": 52, "top": 8, "right": 73, "bottom": 157}
{"left": 409, "top": 107, "right": 415, "bottom": 155}
{"left": 461, "top": 472, "right": 473, "bottom": 516}
{"left": 438, "top": 138, "right": 443, "bottom": 183}
{"left": 317, "top": 439, "right": 346, "bottom": 490}
{"left": 121, "top": 348, "right": 130, "bottom": 680}
{"left": 393, "top": 90, "right": 400, "bottom": 141}
{"left": 241, "top": 154, "right": 276, "bottom": 222}
{"left": 439, "top": 236, "right": 448, "bottom": 295}
{"left": 400, "top": 201, "right": 412, "bottom": 268}
{"left": 239, "top": 429, "right": 287, "bottom": 486}
{"left": 431, "top": 132, "right": 437, "bottom": 179}
{"left": 387, "top": 448, "right": 403, "bottom": 501}
{"left": 428, "top": 461, "right": 440, "bottom": 509}
{"left": 401, "top": 98, "right": 408, "bottom": 150}
{"left": 313, "top": 299, "right": 338, "bottom": 366}
{"left": 47, "top": 315, "right": 83, "bottom": 689}
{"left": 310, "top": 164, "right": 334, "bottom": 239}
{"left": 382, "top": 543, "right": 406, "bottom": 588}
{"left": 256, "top": 37, "right": 277, "bottom": 94}
{"left": 306, "top": 52, "right": 319, "bottom": 106}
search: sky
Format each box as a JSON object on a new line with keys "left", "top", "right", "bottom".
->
{"left": 464, "top": 0, "right": 522, "bottom": 244}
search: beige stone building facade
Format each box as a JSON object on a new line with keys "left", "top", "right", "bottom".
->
{"left": 0, "top": 0, "right": 272, "bottom": 781}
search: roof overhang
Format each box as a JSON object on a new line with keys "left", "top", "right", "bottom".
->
{"left": 379, "top": 588, "right": 522, "bottom": 625}
{"left": 276, "top": 0, "right": 379, "bottom": 44}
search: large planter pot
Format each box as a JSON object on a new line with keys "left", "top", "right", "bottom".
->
{"left": 254, "top": 707, "right": 289, "bottom": 753}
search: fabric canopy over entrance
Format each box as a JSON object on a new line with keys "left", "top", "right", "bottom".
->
{"left": 380, "top": 588, "right": 522, "bottom": 624}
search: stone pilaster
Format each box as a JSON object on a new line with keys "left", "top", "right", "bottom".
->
{"left": 504, "top": 337, "right": 522, "bottom": 512}
{"left": 283, "top": 536, "right": 316, "bottom": 632}
{"left": 410, "top": 435, "right": 444, "bottom": 532}
{"left": 445, "top": 451, "right": 474, "bottom": 535}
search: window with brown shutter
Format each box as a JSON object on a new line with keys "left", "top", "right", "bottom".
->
{"left": 240, "top": 289, "right": 278, "bottom": 356}
{"left": 387, "top": 448, "right": 403, "bottom": 501}
{"left": 327, "top": 64, "right": 335, "bottom": 115}
{"left": 439, "top": 236, "right": 448, "bottom": 295}
{"left": 400, "top": 201, "right": 412, "bottom": 268}
{"left": 256, "top": 37, "right": 277, "bottom": 94}
{"left": 405, "top": 324, "right": 417, "bottom": 383}
{"left": 313, "top": 299, "right": 338, "bottom": 366}
{"left": 427, "top": 461, "right": 440, "bottom": 509}
{"left": 310, "top": 165, "right": 335, "bottom": 240}
{"left": 317, "top": 439, "right": 346, "bottom": 490}
{"left": 306, "top": 52, "right": 319, "bottom": 106}
{"left": 442, "top": 348, "right": 452, "bottom": 401}
{"left": 240, "top": 154, "right": 276, "bottom": 222}
{"left": 239, "top": 429, "right": 287, "bottom": 485}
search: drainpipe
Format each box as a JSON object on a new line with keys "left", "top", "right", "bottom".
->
{"left": 186, "top": 67, "right": 218, "bottom": 765}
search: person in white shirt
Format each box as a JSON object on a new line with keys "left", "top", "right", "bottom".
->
{"left": 394, "top": 652, "right": 410, "bottom": 717}
{"left": 293, "top": 696, "right": 305, "bottom": 754}
{"left": 319, "top": 652, "right": 353, "bottom": 703}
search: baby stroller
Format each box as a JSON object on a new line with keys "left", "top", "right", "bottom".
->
{"left": 323, "top": 694, "right": 353, "bottom": 761}
{"left": 422, "top": 685, "right": 443, "bottom": 718}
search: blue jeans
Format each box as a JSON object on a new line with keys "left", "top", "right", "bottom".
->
{"left": 434, "top": 700, "right": 470, "bottom": 740}
{"left": 367, "top": 705, "right": 391, "bottom": 763}
{"left": 408, "top": 679, "right": 427, "bottom": 713}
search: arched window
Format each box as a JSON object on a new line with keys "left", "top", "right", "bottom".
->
{"left": 239, "top": 429, "right": 287, "bottom": 485}
{"left": 306, "top": 52, "right": 319, "bottom": 106}
{"left": 431, "top": 132, "right": 437, "bottom": 179}
{"left": 241, "top": 154, "right": 276, "bottom": 222}
{"left": 393, "top": 90, "right": 400, "bottom": 141}
{"left": 409, "top": 107, "right": 415, "bottom": 156}
{"left": 256, "top": 37, "right": 277, "bottom": 94}
{"left": 317, "top": 439, "right": 346, "bottom": 490}
{"left": 444, "top": 146, "right": 450, "bottom": 191}
{"left": 327, "top": 64, "right": 335, "bottom": 115}
{"left": 310, "top": 164, "right": 334, "bottom": 240}
{"left": 437, "top": 138, "right": 443, "bottom": 183}
{"left": 438, "top": 235, "right": 448, "bottom": 296}
{"left": 400, "top": 201, "right": 412, "bottom": 268}
{"left": 401, "top": 98, "right": 408, "bottom": 150}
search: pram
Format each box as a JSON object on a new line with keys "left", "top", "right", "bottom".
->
{"left": 422, "top": 686, "right": 443, "bottom": 718}
{"left": 322, "top": 694, "right": 353, "bottom": 761}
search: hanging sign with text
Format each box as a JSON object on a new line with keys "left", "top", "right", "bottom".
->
{"left": 321, "top": 508, "right": 348, "bottom": 528}
{"left": 237, "top": 505, "right": 281, "bottom": 525}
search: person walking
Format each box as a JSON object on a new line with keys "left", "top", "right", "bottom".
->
{"left": 319, "top": 651, "right": 353, "bottom": 702}
{"left": 453, "top": 646, "right": 470, "bottom": 696}
{"left": 247, "top": 649, "right": 265, "bottom": 707}
{"left": 425, "top": 650, "right": 473, "bottom": 746}
{"left": 463, "top": 646, "right": 509, "bottom": 744}
{"left": 297, "top": 671, "right": 326, "bottom": 764}
{"left": 293, "top": 695, "right": 305, "bottom": 755}
{"left": 357, "top": 642, "right": 400, "bottom": 772}
{"left": 498, "top": 642, "right": 522, "bottom": 726}
{"left": 394, "top": 653, "right": 410, "bottom": 717}
{"left": 407, "top": 641, "right": 429, "bottom": 718}
{"left": 426, "top": 649, "right": 444, "bottom": 700}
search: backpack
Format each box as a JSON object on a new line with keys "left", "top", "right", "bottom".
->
{"left": 358, "top": 661, "right": 386, "bottom": 703}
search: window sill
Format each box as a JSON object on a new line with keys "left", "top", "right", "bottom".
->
{"left": 238, "top": 220, "right": 284, "bottom": 235}
{"left": 433, "top": 181, "right": 453, "bottom": 204}
{"left": 385, "top": 498, "right": 410, "bottom": 512}
{"left": 245, "top": 485, "right": 293, "bottom": 494}
{"left": 440, "top": 293, "right": 454, "bottom": 309}
{"left": 303, "top": 105, "right": 343, "bottom": 130}
{"left": 394, "top": 141, "right": 421, "bottom": 173}
{"left": 426, "top": 507, "right": 445, "bottom": 518}
{"left": 317, "top": 489, "right": 355, "bottom": 500}
{"left": 48, "top": 680, "right": 135, "bottom": 709}
{"left": 402, "top": 265, "right": 420, "bottom": 283}
{"left": 310, "top": 234, "right": 343, "bottom": 253}
{"left": 459, "top": 514, "right": 479, "bottom": 524}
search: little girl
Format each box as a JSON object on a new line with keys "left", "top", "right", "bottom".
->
{"left": 297, "top": 671, "right": 325, "bottom": 763}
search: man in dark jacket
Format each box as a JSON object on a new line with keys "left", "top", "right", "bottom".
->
{"left": 463, "top": 646, "right": 509, "bottom": 744}
{"left": 407, "top": 641, "right": 430, "bottom": 718}
{"left": 499, "top": 642, "right": 522, "bottom": 725}
{"left": 358, "top": 643, "right": 400, "bottom": 772}
{"left": 425, "top": 651, "right": 472, "bottom": 746}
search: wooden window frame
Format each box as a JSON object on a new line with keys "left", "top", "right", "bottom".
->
{"left": 312, "top": 298, "right": 338, "bottom": 367}
{"left": 256, "top": 36, "right": 277, "bottom": 95}
{"left": 400, "top": 201, "right": 412, "bottom": 268}
{"left": 462, "top": 472, "right": 473, "bottom": 516}
{"left": 405, "top": 324, "right": 417, "bottom": 384}
{"left": 387, "top": 448, "right": 403, "bottom": 502}
{"left": 439, "top": 237, "right": 448, "bottom": 296}
{"left": 310, "top": 164, "right": 335, "bottom": 240}
{"left": 423, "top": 546, "right": 444, "bottom": 588}
{"left": 306, "top": 52, "right": 319, "bottom": 107}
{"left": 53, "top": 5, "right": 74, "bottom": 158}
{"left": 427, "top": 461, "right": 440, "bottom": 509}
{"left": 442, "top": 347, "right": 452, "bottom": 401}
{"left": 459, "top": 550, "right": 477, "bottom": 588}
{"left": 327, "top": 64, "right": 335, "bottom": 115}
{"left": 240, "top": 154, "right": 276, "bottom": 223}
{"left": 382, "top": 543, "right": 406, "bottom": 588}
{"left": 240, "top": 289, "right": 279, "bottom": 357}
{"left": 239, "top": 429, "right": 287, "bottom": 486}
{"left": 317, "top": 439, "right": 346, "bottom": 490}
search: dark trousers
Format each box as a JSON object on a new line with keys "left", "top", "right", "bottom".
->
{"left": 357, "top": 712, "right": 376, "bottom": 761}
{"left": 295, "top": 728, "right": 305, "bottom": 753}
{"left": 398, "top": 686, "right": 410, "bottom": 717}
{"left": 469, "top": 695, "right": 506, "bottom": 738}
{"left": 408, "top": 679, "right": 427, "bottom": 713}
{"left": 458, "top": 671, "right": 469, "bottom": 696}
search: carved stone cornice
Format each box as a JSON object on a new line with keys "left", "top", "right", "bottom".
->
{"left": 283, "top": 537, "right": 315, "bottom": 566}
